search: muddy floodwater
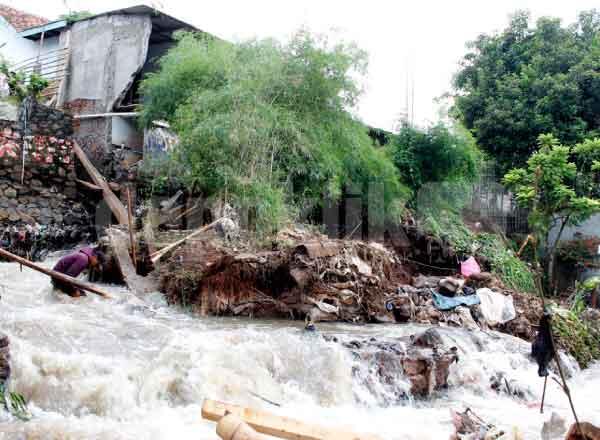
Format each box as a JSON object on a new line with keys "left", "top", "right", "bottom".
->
{"left": 1, "top": 257, "right": 599, "bottom": 439}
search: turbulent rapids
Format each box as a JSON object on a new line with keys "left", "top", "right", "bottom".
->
{"left": 1, "top": 256, "right": 599, "bottom": 439}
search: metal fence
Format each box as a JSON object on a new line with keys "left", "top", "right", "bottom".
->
{"left": 469, "top": 162, "right": 529, "bottom": 235}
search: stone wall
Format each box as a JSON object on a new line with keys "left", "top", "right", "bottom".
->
{"left": 0, "top": 100, "right": 91, "bottom": 256}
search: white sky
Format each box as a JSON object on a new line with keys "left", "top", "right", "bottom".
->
{"left": 5, "top": 0, "right": 600, "bottom": 131}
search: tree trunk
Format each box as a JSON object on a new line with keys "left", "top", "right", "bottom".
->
{"left": 546, "top": 216, "right": 570, "bottom": 296}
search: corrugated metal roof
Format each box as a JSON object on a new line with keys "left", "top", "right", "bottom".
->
{"left": 19, "top": 4, "right": 197, "bottom": 39}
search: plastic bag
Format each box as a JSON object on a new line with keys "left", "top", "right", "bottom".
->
{"left": 461, "top": 256, "right": 481, "bottom": 277}
{"left": 476, "top": 288, "right": 516, "bottom": 325}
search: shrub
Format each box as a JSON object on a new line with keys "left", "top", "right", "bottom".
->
{"left": 140, "top": 31, "right": 409, "bottom": 234}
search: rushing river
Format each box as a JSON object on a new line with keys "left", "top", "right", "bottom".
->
{"left": 0, "top": 256, "right": 599, "bottom": 439}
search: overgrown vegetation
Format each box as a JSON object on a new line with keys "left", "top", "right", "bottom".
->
{"left": 58, "top": 10, "right": 93, "bottom": 23}
{"left": 388, "top": 122, "right": 482, "bottom": 194}
{"left": 423, "top": 208, "right": 536, "bottom": 293}
{"left": 140, "top": 31, "right": 408, "bottom": 234}
{"left": 0, "top": 384, "right": 30, "bottom": 421}
{"left": 454, "top": 10, "right": 600, "bottom": 174}
{"left": 0, "top": 60, "right": 49, "bottom": 102}
{"left": 553, "top": 308, "right": 600, "bottom": 368}
{"left": 503, "top": 134, "right": 600, "bottom": 293}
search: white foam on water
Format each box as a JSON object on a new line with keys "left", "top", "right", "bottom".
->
{"left": 0, "top": 259, "right": 599, "bottom": 439}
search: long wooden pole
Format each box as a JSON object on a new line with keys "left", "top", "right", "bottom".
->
{"left": 127, "top": 187, "right": 138, "bottom": 270}
{"left": 72, "top": 141, "right": 128, "bottom": 225}
{"left": 202, "top": 399, "right": 382, "bottom": 440}
{"left": 0, "top": 248, "right": 112, "bottom": 299}
{"left": 150, "top": 219, "right": 222, "bottom": 264}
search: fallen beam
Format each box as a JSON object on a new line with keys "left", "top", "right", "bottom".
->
{"left": 201, "top": 399, "right": 382, "bottom": 440}
{"left": 150, "top": 219, "right": 221, "bottom": 264}
{"left": 0, "top": 248, "right": 111, "bottom": 299}
{"left": 72, "top": 141, "right": 128, "bottom": 225}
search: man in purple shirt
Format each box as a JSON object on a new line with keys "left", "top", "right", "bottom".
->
{"left": 52, "top": 247, "right": 105, "bottom": 297}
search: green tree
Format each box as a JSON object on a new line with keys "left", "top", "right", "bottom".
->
{"left": 140, "top": 31, "right": 408, "bottom": 234}
{"left": 388, "top": 122, "right": 482, "bottom": 194}
{"left": 503, "top": 134, "right": 600, "bottom": 293}
{"left": 454, "top": 10, "right": 600, "bottom": 173}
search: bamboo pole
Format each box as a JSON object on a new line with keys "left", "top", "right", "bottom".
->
{"left": 127, "top": 187, "right": 138, "bottom": 270}
{"left": 150, "top": 219, "right": 222, "bottom": 264}
{"left": 0, "top": 248, "right": 111, "bottom": 299}
{"left": 202, "top": 399, "right": 382, "bottom": 440}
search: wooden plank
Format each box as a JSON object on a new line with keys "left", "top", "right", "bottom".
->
{"left": 201, "top": 400, "right": 382, "bottom": 440}
{"left": 106, "top": 228, "right": 157, "bottom": 295}
{"left": 0, "top": 248, "right": 111, "bottom": 299}
{"left": 150, "top": 219, "right": 221, "bottom": 264}
{"left": 126, "top": 187, "right": 138, "bottom": 269}
{"left": 73, "top": 112, "right": 139, "bottom": 119}
{"left": 11, "top": 47, "right": 68, "bottom": 68}
{"left": 72, "top": 141, "right": 128, "bottom": 225}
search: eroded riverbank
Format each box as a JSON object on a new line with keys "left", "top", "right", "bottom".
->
{"left": 1, "top": 257, "right": 599, "bottom": 439}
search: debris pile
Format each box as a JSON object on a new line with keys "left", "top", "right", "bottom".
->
{"left": 160, "top": 234, "right": 411, "bottom": 322}
{"left": 158, "top": 227, "right": 541, "bottom": 340}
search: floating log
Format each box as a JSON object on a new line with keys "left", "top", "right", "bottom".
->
{"left": 201, "top": 399, "right": 382, "bottom": 440}
{"left": 72, "top": 141, "right": 128, "bottom": 225}
{"left": 150, "top": 219, "right": 221, "bottom": 264}
{"left": 0, "top": 248, "right": 111, "bottom": 299}
{"left": 106, "top": 228, "right": 158, "bottom": 295}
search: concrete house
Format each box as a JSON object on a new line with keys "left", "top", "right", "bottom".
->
{"left": 2, "top": 4, "right": 197, "bottom": 174}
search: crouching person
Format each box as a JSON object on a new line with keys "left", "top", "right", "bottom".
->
{"left": 51, "top": 246, "right": 105, "bottom": 297}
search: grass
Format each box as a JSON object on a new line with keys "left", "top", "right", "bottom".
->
{"left": 423, "top": 210, "right": 536, "bottom": 293}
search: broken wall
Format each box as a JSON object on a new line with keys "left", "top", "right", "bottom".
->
{"left": 64, "top": 14, "right": 152, "bottom": 171}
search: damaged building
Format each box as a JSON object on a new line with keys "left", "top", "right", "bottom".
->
{"left": 5, "top": 5, "right": 199, "bottom": 176}
{"left": 0, "top": 4, "right": 203, "bottom": 254}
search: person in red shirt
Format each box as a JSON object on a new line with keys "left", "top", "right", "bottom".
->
{"left": 52, "top": 247, "right": 105, "bottom": 297}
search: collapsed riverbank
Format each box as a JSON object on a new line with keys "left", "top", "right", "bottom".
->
{"left": 1, "top": 257, "right": 599, "bottom": 439}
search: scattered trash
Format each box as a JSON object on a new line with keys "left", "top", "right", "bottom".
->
{"left": 461, "top": 256, "right": 481, "bottom": 277}
{"left": 432, "top": 290, "right": 480, "bottom": 311}
{"left": 450, "top": 407, "right": 504, "bottom": 440}
{"left": 476, "top": 288, "right": 516, "bottom": 326}
{"left": 439, "top": 276, "right": 466, "bottom": 297}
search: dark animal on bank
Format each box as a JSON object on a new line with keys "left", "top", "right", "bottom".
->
{"left": 532, "top": 313, "right": 555, "bottom": 377}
